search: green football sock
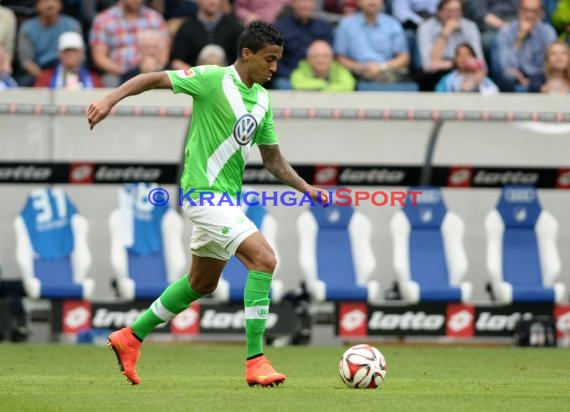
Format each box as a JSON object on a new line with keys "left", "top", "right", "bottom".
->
{"left": 130, "top": 274, "right": 202, "bottom": 340}
{"left": 244, "top": 271, "right": 272, "bottom": 359}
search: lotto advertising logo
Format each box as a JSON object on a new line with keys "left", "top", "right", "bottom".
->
{"left": 448, "top": 167, "right": 542, "bottom": 188}
{"left": 170, "top": 302, "right": 200, "bottom": 336}
{"left": 314, "top": 165, "right": 339, "bottom": 186}
{"left": 62, "top": 300, "right": 92, "bottom": 333}
{"left": 554, "top": 305, "right": 570, "bottom": 338}
{"left": 448, "top": 167, "right": 473, "bottom": 187}
{"left": 337, "top": 303, "right": 368, "bottom": 337}
{"left": 69, "top": 163, "right": 95, "bottom": 184}
{"left": 446, "top": 304, "right": 475, "bottom": 338}
{"left": 557, "top": 169, "right": 570, "bottom": 189}
{"left": 0, "top": 165, "right": 53, "bottom": 182}
{"left": 367, "top": 308, "right": 446, "bottom": 335}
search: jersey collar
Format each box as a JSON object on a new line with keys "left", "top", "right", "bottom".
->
{"left": 230, "top": 65, "right": 246, "bottom": 85}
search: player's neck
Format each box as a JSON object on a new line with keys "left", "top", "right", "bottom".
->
{"left": 233, "top": 62, "right": 254, "bottom": 88}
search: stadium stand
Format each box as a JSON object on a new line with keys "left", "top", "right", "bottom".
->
{"left": 108, "top": 183, "right": 186, "bottom": 300}
{"left": 14, "top": 187, "right": 94, "bottom": 300}
{"left": 297, "top": 203, "right": 380, "bottom": 303}
{"left": 390, "top": 186, "right": 472, "bottom": 303}
{"left": 485, "top": 185, "right": 567, "bottom": 304}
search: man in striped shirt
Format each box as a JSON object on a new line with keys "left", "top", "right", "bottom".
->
{"left": 89, "top": 0, "right": 168, "bottom": 87}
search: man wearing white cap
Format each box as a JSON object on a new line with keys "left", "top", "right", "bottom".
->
{"left": 35, "top": 31, "right": 102, "bottom": 89}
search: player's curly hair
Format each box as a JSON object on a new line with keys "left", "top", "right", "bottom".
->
{"left": 237, "top": 21, "right": 284, "bottom": 57}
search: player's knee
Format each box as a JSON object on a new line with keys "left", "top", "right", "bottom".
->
{"left": 190, "top": 278, "right": 218, "bottom": 295}
{"left": 196, "top": 283, "right": 217, "bottom": 295}
{"left": 256, "top": 249, "right": 277, "bottom": 274}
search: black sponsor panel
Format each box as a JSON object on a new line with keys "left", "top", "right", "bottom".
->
{"left": 337, "top": 166, "right": 420, "bottom": 186}
{"left": 432, "top": 166, "right": 454, "bottom": 187}
{"left": 92, "top": 163, "right": 178, "bottom": 184}
{"left": 0, "top": 162, "right": 566, "bottom": 188}
{"left": 52, "top": 300, "right": 168, "bottom": 334}
{"left": 474, "top": 304, "right": 554, "bottom": 337}
{"left": 0, "top": 162, "right": 178, "bottom": 184}
{"left": 366, "top": 304, "right": 447, "bottom": 336}
{"left": 433, "top": 166, "right": 561, "bottom": 188}
{"left": 90, "top": 301, "right": 166, "bottom": 330}
{"left": 199, "top": 302, "right": 294, "bottom": 335}
{"left": 0, "top": 162, "right": 68, "bottom": 183}
{"left": 52, "top": 300, "right": 64, "bottom": 333}
{"left": 242, "top": 164, "right": 311, "bottom": 184}
{"left": 244, "top": 164, "right": 421, "bottom": 186}
{"left": 469, "top": 167, "right": 557, "bottom": 188}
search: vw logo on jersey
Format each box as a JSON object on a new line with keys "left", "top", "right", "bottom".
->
{"left": 233, "top": 114, "right": 258, "bottom": 146}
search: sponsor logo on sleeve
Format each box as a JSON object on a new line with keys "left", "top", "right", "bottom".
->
{"left": 176, "top": 68, "right": 195, "bottom": 78}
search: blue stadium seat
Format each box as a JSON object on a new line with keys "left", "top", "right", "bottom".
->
{"left": 486, "top": 186, "right": 566, "bottom": 304}
{"left": 297, "top": 204, "right": 380, "bottom": 302}
{"left": 109, "top": 183, "right": 186, "bottom": 300}
{"left": 390, "top": 187, "right": 472, "bottom": 303}
{"left": 14, "top": 188, "right": 94, "bottom": 299}
{"left": 213, "top": 197, "right": 284, "bottom": 303}
{"left": 356, "top": 81, "right": 419, "bottom": 92}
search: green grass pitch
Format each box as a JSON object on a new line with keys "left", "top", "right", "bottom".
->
{"left": 0, "top": 343, "right": 569, "bottom": 412}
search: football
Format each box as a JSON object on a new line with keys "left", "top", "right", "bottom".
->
{"left": 338, "top": 344, "right": 387, "bottom": 389}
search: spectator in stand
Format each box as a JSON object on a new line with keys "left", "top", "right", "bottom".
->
{"left": 334, "top": 0, "right": 411, "bottom": 86}
{"left": 89, "top": 0, "right": 168, "bottom": 87}
{"left": 17, "top": 0, "right": 81, "bottom": 86}
{"left": 544, "top": 0, "right": 557, "bottom": 23}
{"left": 417, "top": 0, "right": 484, "bottom": 91}
{"left": 234, "top": 0, "right": 291, "bottom": 26}
{"left": 149, "top": 0, "right": 198, "bottom": 19}
{"left": 0, "top": 46, "right": 17, "bottom": 89}
{"left": 149, "top": 0, "right": 233, "bottom": 17}
{"left": 435, "top": 42, "right": 499, "bottom": 94}
{"left": 170, "top": 0, "right": 242, "bottom": 70}
{"left": 391, "top": 0, "right": 439, "bottom": 72}
{"left": 318, "top": 0, "right": 357, "bottom": 24}
{"left": 392, "top": 0, "right": 439, "bottom": 30}
{"left": 3, "top": 0, "right": 35, "bottom": 18}
{"left": 0, "top": 2, "right": 16, "bottom": 74}
{"left": 196, "top": 43, "right": 227, "bottom": 66}
{"left": 291, "top": 39, "right": 356, "bottom": 91}
{"left": 35, "top": 31, "right": 102, "bottom": 89}
{"left": 466, "top": 0, "right": 519, "bottom": 62}
{"left": 552, "top": 0, "right": 570, "bottom": 42}
{"left": 67, "top": 0, "right": 116, "bottom": 36}
{"left": 495, "top": 0, "right": 556, "bottom": 91}
{"left": 122, "top": 29, "right": 170, "bottom": 83}
{"left": 322, "top": 0, "right": 357, "bottom": 16}
{"left": 529, "top": 40, "right": 570, "bottom": 93}
{"left": 273, "top": 0, "right": 333, "bottom": 88}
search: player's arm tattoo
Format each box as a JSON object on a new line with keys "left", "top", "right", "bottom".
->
{"left": 259, "top": 144, "right": 310, "bottom": 193}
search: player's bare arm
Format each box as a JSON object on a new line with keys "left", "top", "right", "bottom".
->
{"left": 87, "top": 71, "right": 172, "bottom": 130}
{"left": 259, "top": 144, "right": 329, "bottom": 204}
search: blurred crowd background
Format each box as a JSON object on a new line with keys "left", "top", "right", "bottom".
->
{"left": 1, "top": 0, "right": 569, "bottom": 94}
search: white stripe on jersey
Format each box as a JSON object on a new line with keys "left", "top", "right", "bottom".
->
{"left": 206, "top": 74, "right": 268, "bottom": 186}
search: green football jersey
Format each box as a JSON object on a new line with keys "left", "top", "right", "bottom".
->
{"left": 167, "top": 65, "right": 278, "bottom": 198}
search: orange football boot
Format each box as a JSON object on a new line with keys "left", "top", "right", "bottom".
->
{"left": 107, "top": 327, "right": 141, "bottom": 385}
{"left": 245, "top": 355, "right": 286, "bottom": 387}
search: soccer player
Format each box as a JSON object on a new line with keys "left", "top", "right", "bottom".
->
{"left": 87, "top": 21, "right": 329, "bottom": 387}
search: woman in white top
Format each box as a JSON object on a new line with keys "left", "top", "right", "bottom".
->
{"left": 435, "top": 42, "right": 499, "bottom": 94}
